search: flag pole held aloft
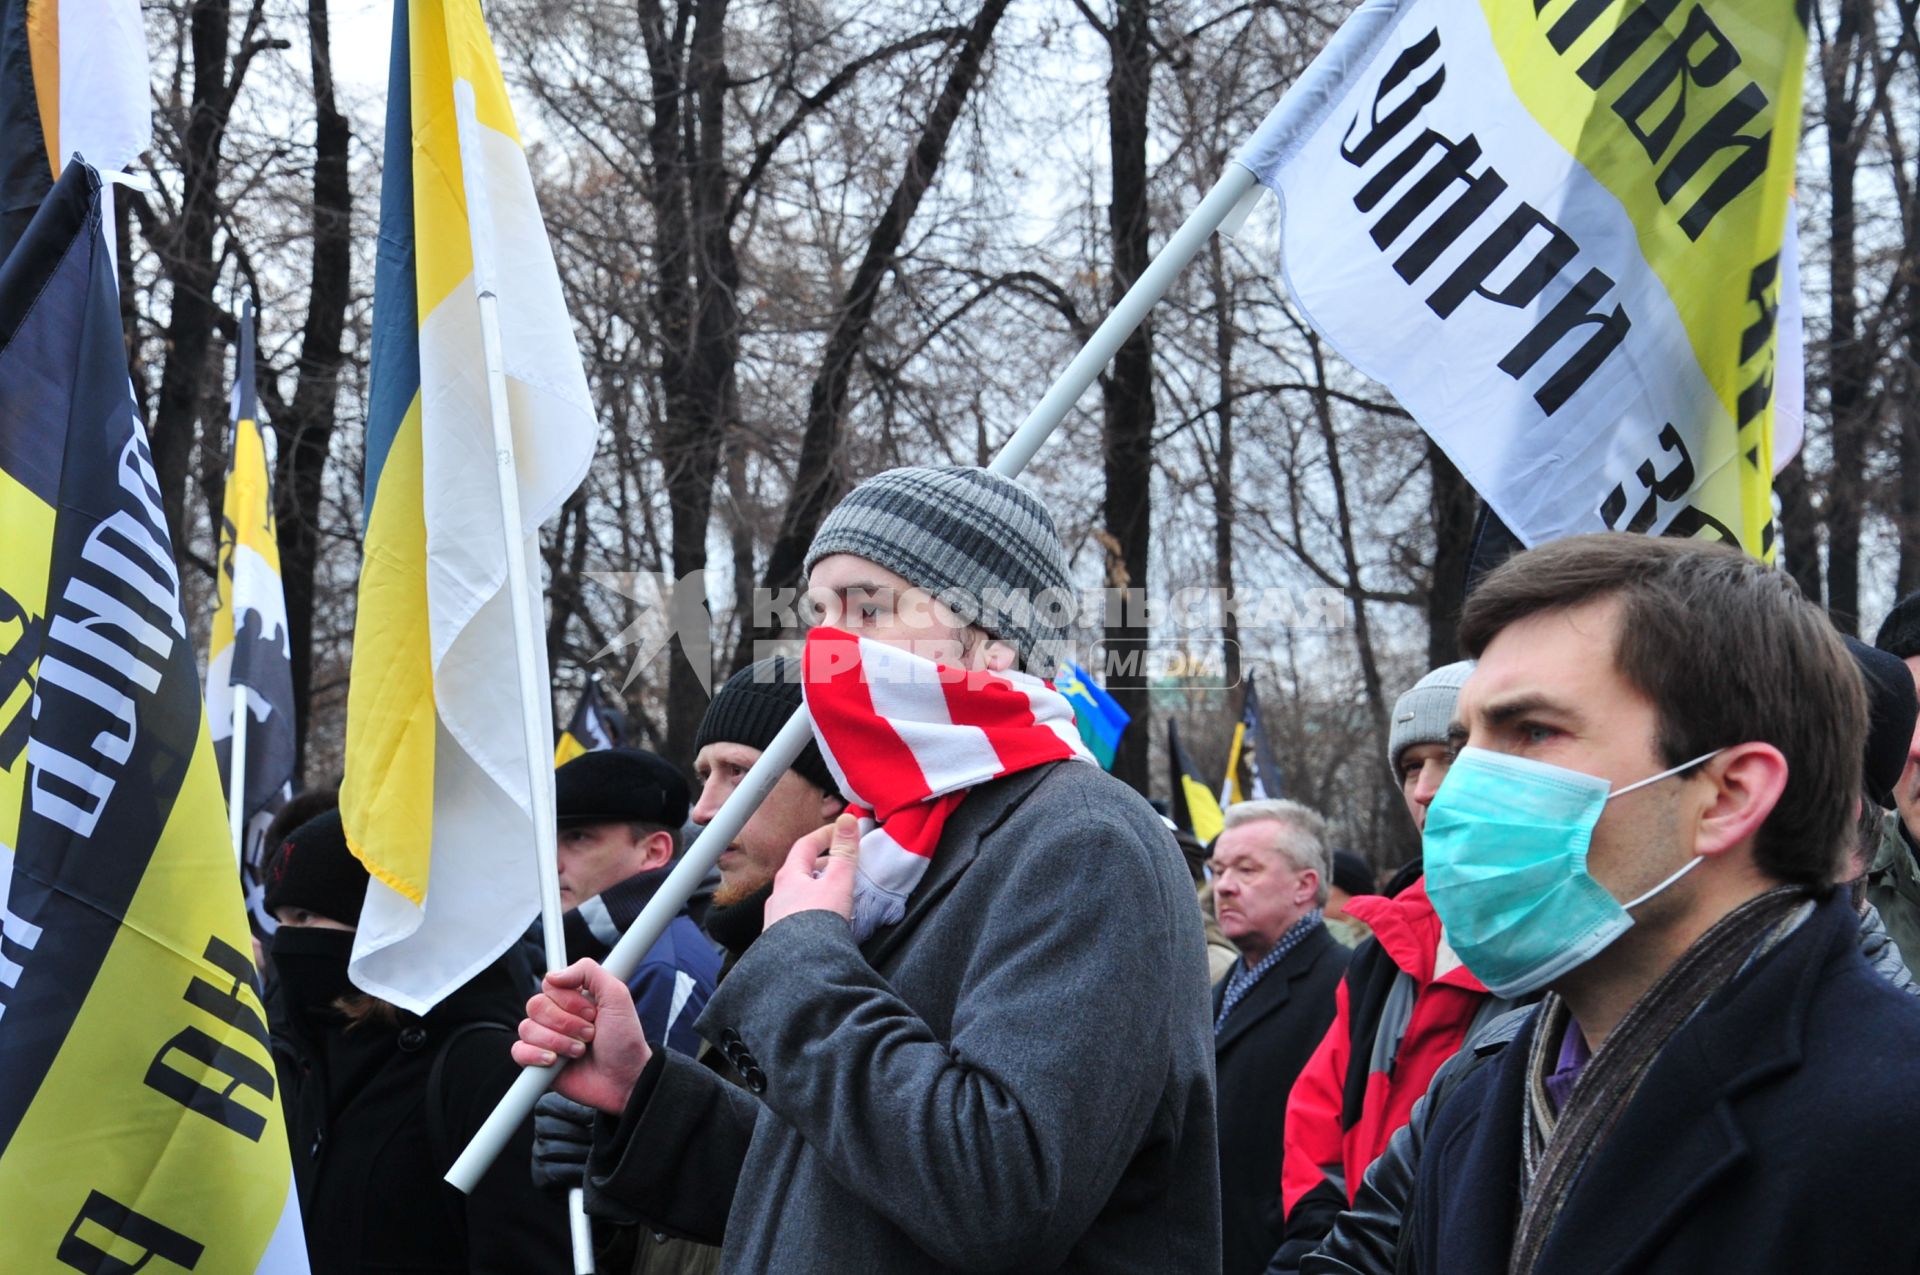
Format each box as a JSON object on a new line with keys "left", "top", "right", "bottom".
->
{"left": 446, "top": 164, "right": 1253, "bottom": 1192}
{"left": 444, "top": 0, "right": 1410, "bottom": 1191}
{"left": 454, "top": 77, "right": 594, "bottom": 1272}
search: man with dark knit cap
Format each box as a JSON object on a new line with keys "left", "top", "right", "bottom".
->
{"left": 551, "top": 747, "right": 720, "bottom": 1058}
{"left": 517, "top": 465, "right": 1220, "bottom": 1272}
{"left": 691, "top": 656, "right": 847, "bottom": 963}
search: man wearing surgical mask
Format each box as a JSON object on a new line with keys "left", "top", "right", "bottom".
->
{"left": 1388, "top": 533, "right": 1920, "bottom": 1275}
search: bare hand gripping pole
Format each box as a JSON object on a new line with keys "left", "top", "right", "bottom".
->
{"left": 448, "top": 153, "right": 1355, "bottom": 1192}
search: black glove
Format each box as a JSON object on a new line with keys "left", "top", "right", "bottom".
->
{"left": 530, "top": 1090, "right": 595, "bottom": 1193}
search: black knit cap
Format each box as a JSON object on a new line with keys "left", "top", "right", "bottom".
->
{"left": 1877, "top": 591, "right": 1920, "bottom": 661}
{"left": 263, "top": 810, "right": 368, "bottom": 927}
{"left": 1331, "top": 850, "right": 1376, "bottom": 899}
{"left": 555, "top": 748, "right": 690, "bottom": 829}
{"left": 1846, "top": 636, "right": 1918, "bottom": 810}
{"left": 694, "top": 657, "right": 837, "bottom": 795}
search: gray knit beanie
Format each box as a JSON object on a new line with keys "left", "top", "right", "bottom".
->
{"left": 804, "top": 466, "right": 1073, "bottom": 675}
{"left": 1387, "top": 660, "right": 1474, "bottom": 777}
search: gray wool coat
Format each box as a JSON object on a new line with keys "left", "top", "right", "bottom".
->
{"left": 583, "top": 760, "right": 1222, "bottom": 1273}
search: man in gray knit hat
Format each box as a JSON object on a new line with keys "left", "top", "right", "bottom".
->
{"left": 1389, "top": 660, "right": 1476, "bottom": 832}
{"left": 516, "top": 465, "right": 1221, "bottom": 1272}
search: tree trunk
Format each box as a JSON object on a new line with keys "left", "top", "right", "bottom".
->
{"left": 269, "top": 0, "right": 352, "bottom": 781}
{"left": 1309, "top": 335, "right": 1388, "bottom": 743}
{"left": 1100, "top": 0, "right": 1156, "bottom": 793}
{"left": 148, "top": 0, "right": 236, "bottom": 556}
{"left": 1822, "top": 0, "right": 1868, "bottom": 633}
{"left": 742, "top": 0, "right": 1013, "bottom": 667}
{"left": 1426, "top": 440, "right": 1475, "bottom": 667}
{"left": 1776, "top": 455, "right": 1824, "bottom": 604}
{"left": 1207, "top": 236, "right": 1240, "bottom": 694}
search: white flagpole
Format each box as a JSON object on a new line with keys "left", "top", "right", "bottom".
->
{"left": 227, "top": 681, "right": 249, "bottom": 865}
{"left": 447, "top": 160, "right": 1259, "bottom": 1193}
{"left": 454, "top": 83, "right": 593, "bottom": 1273}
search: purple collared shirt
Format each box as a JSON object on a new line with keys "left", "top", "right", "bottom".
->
{"left": 1543, "top": 1015, "right": 1592, "bottom": 1112}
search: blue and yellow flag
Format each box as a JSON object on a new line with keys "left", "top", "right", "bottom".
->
{"left": 0, "top": 162, "right": 307, "bottom": 1272}
{"left": 207, "top": 301, "right": 298, "bottom": 935}
{"left": 1055, "top": 662, "right": 1129, "bottom": 770}
{"left": 1239, "top": 0, "right": 1806, "bottom": 559}
{"left": 341, "top": 0, "right": 596, "bottom": 1012}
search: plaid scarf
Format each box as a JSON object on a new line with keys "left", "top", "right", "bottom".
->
{"left": 1509, "top": 885, "right": 1813, "bottom": 1275}
{"left": 803, "top": 626, "right": 1093, "bottom": 942}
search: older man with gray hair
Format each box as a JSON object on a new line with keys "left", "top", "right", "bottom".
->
{"left": 1210, "top": 799, "right": 1348, "bottom": 1275}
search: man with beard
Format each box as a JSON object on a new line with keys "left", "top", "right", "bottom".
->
{"left": 691, "top": 657, "right": 849, "bottom": 968}
{"left": 530, "top": 659, "right": 846, "bottom": 1274}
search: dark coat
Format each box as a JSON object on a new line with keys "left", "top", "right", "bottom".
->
{"left": 1400, "top": 893, "right": 1920, "bottom": 1275}
{"left": 1212, "top": 923, "right": 1345, "bottom": 1275}
{"left": 584, "top": 761, "right": 1222, "bottom": 1273}
{"left": 271, "top": 952, "right": 570, "bottom": 1274}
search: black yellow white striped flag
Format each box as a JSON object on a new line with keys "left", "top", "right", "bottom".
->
{"left": 0, "top": 161, "right": 307, "bottom": 1272}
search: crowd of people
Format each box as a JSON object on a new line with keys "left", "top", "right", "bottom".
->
{"left": 253, "top": 464, "right": 1920, "bottom": 1273}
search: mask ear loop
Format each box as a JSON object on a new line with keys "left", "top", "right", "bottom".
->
{"left": 1611, "top": 748, "right": 1725, "bottom": 911}
{"left": 1606, "top": 748, "right": 1725, "bottom": 801}
{"left": 1623, "top": 854, "right": 1706, "bottom": 910}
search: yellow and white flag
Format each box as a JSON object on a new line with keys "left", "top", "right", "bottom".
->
{"left": 0, "top": 161, "right": 307, "bottom": 1274}
{"left": 0, "top": 0, "right": 152, "bottom": 261}
{"left": 341, "top": 0, "right": 596, "bottom": 1013}
{"left": 1238, "top": 0, "right": 1806, "bottom": 558}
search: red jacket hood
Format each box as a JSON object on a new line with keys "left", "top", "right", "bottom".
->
{"left": 1344, "top": 875, "right": 1487, "bottom": 993}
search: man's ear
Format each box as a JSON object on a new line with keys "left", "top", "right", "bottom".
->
{"left": 819, "top": 790, "right": 848, "bottom": 823}
{"left": 1694, "top": 742, "right": 1789, "bottom": 862}
{"left": 641, "top": 828, "right": 676, "bottom": 872}
{"left": 982, "top": 640, "right": 1019, "bottom": 673}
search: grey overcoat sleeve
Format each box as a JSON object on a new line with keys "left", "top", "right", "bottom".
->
{"left": 697, "top": 803, "right": 1185, "bottom": 1270}
{"left": 584, "top": 1049, "right": 763, "bottom": 1242}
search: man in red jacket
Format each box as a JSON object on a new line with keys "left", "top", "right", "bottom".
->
{"left": 1267, "top": 661, "right": 1515, "bottom": 1273}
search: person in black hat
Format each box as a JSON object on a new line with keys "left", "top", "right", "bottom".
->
{"left": 1323, "top": 849, "right": 1379, "bottom": 949}
{"left": 689, "top": 657, "right": 847, "bottom": 962}
{"left": 552, "top": 748, "right": 721, "bottom": 1060}
{"left": 263, "top": 811, "right": 569, "bottom": 1274}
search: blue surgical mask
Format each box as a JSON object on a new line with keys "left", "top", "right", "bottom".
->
{"left": 1423, "top": 745, "right": 1723, "bottom": 998}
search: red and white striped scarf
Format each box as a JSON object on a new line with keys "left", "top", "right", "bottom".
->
{"left": 803, "top": 626, "right": 1093, "bottom": 940}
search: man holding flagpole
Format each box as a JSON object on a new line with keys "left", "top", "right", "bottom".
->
{"left": 516, "top": 466, "right": 1220, "bottom": 1272}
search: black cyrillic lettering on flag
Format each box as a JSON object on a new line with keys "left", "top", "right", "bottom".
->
{"left": 1735, "top": 252, "right": 1781, "bottom": 429}
{"left": 58, "top": 1190, "right": 205, "bottom": 1273}
{"left": 1340, "top": 29, "right": 1444, "bottom": 167}
{"left": 1739, "top": 253, "right": 1780, "bottom": 363}
{"left": 1613, "top": 6, "right": 1742, "bottom": 163}
{"left": 143, "top": 936, "right": 275, "bottom": 1140}
{"left": 0, "top": 163, "right": 201, "bottom": 1155}
{"left": 1499, "top": 268, "right": 1631, "bottom": 414}
{"left": 1660, "top": 85, "right": 1769, "bottom": 239}
{"left": 1574, "top": 0, "right": 1683, "bottom": 86}
{"left": 1428, "top": 205, "right": 1578, "bottom": 318}
{"left": 1600, "top": 424, "right": 1696, "bottom": 534}
{"left": 1355, "top": 129, "right": 1495, "bottom": 257}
